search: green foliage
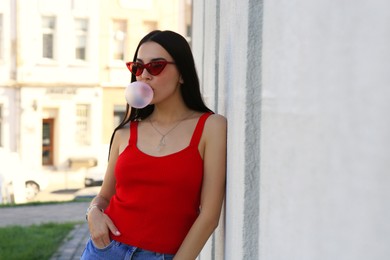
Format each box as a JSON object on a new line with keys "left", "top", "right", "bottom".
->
{"left": 0, "top": 222, "right": 76, "bottom": 260}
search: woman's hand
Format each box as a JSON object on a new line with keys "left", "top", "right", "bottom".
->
{"left": 87, "top": 207, "right": 121, "bottom": 248}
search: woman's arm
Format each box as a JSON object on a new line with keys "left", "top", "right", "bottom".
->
{"left": 86, "top": 127, "right": 129, "bottom": 248}
{"left": 174, "top": 114, "right": 227, "bottom": 260}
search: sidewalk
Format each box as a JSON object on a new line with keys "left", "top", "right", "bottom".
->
{"left": 50, "top": 222, "right": 90, "bottom": 260}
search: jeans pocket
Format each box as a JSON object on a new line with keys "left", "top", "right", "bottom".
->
{"left": 91, "top": 238, "right": 116, "bottom": 251}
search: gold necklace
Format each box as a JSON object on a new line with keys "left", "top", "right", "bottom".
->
{"left": 149, "top": 111, "right": 194, "bottom": 151}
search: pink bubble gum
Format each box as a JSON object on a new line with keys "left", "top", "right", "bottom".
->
{"left": 124, "top": 81, "right": 154, "bottom": 108}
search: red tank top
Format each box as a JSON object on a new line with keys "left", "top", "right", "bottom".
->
{"left": 105, "top": 112, "right": 212, "bottom": 254}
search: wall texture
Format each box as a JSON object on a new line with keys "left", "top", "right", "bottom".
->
{"left": 259, "top": 1, "right": 390, "bottom": 259}
{"left": 193, "top": 0, "right": 390, "bottom": 260}
{"left": 193, "top": 0, "right": 263, "bottom": 259}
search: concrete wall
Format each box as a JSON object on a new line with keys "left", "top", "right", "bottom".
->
{"left": 260, "top": 1, "right": 390, "bottom": 259}
{"left": 193, "top": 0, "right": 262, "bottom": 259}
{"left": 193, "top": 0, "right": 390, "bottom": 259}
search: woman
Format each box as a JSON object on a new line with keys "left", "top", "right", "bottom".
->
{"left": 81, "top": 30, "right": 227, "bottom": 260}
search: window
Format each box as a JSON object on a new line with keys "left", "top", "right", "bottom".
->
{"left": 42, "top": 16, "right": 56, "bottom": 59}
{"left": 111, "top": 20, "right": 127, "bottom": 61}
{"left": 0, "top": 14, "right": 3, "bottom": 60}
{"left": 42, "top": 118, "right": 54, "bottom": 165}
{"left": 75, "top": 18, "right": 88, "bottom": 60}
{"left": 75, "top": 104, "right": 90, "bottom": 145}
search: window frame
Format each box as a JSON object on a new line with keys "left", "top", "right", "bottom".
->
{"left": 110, "top": 19, "right": 127, "bottom": 63}
{"left": 74, "top": 18, "right": 89, "bottom": 61}
{"left": 41, "top": 15, "right": 56, "bottom": 60}
{"left": 75, "top": 104, "right": 91, "bottom": 146}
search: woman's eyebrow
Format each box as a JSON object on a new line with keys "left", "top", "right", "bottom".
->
{"left": 136, "top": 57, "right": 167, "bottom": 63}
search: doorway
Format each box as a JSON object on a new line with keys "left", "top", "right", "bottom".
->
{"left": 42, "top": 118, "right": 54, "bottom": 165}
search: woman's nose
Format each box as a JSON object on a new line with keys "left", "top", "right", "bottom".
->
{"left": 139, "top": 68, "right": 152, "bottom": 80}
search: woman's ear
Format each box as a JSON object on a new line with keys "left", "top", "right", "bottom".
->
{"left": 179, "top": 76, "right": 184, "bottom": 84}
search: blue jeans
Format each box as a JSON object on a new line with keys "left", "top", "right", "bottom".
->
{"left": 80, "top": 238, "right": 175, "bottom": 260}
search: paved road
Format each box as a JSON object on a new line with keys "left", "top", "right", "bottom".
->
{"left": 0, "top": 202, "right": 90, "bottom": 227}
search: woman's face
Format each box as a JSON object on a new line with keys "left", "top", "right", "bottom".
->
{"left": 136, "top": 41, "right": 182, "bottom": 105}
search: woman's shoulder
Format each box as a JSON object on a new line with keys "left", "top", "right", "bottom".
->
{"left": 111, "top": 123, "right": 132, "bottom": 153}
{"left": 113, "top": 123, "right": 131, "bottom": 140}
{"left": 203, "top": 113, "right": 227, "bottom": 133}
{"left": 201, "top": 113, "right": 227, "bottom": 153}
{"left": 206, "top": 113, "right": 227, "bottom": 125}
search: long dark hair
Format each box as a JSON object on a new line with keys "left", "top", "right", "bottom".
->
{"left": 108, "top": 30, "right": 212, "bottom": 156}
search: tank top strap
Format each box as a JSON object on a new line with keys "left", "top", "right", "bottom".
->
{"left": 128, "top": 121, "right": 138, "bottom": 146}
{"left": 190, "top": 112, "right": 213, "bottom": 147}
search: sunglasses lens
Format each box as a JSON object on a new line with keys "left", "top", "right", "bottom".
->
{"left": 131, "top": 63, "right": 144, "bottom": 76}
{"left": 147, "top": 61, "right": 167, "bottom": 76}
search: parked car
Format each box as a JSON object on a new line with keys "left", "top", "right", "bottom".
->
{"left": 0, "top": 149, "right": 49, "bottom": 203}
{"left": 24, "top": 171, "right": 49, "bottom": 201}
{"left": 84, "top": 163, "right": 107, "bottom": 187}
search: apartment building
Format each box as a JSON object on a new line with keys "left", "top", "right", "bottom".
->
{"left": 0, "top": 0, "right": 101, "bottom": 170}
{"left": 0, "top": 0, "right": 191, "bottom": 170}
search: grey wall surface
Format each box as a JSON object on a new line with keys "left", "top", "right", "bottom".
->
{"left": 193, "top": 0, "right": 262, "bottom": 259}
{"left": 193, "top": 0, "right": 390, "bottom": 259}
{"left": 260, "top": 1, "right": 390, "bottom": 259}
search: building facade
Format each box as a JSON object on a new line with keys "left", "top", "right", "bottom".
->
{"left": 0, "top": 1, "right": 15, "bottom": 152}
{"left": 1, "top": 0, "right": 102, "bottom": 170}
{"left": 0, "top": 0, "right": 191, "bottom": 170}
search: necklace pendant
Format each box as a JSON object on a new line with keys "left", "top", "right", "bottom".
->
{"left": 157, "top": 136, "right": 166, "bottom": 151}
{"left": 149, "top": 111, "right": 195, "bottom": 152}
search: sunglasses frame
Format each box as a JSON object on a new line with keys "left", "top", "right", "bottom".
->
{"left": 126, "top": 60, "right": 175, "bottom": 76}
